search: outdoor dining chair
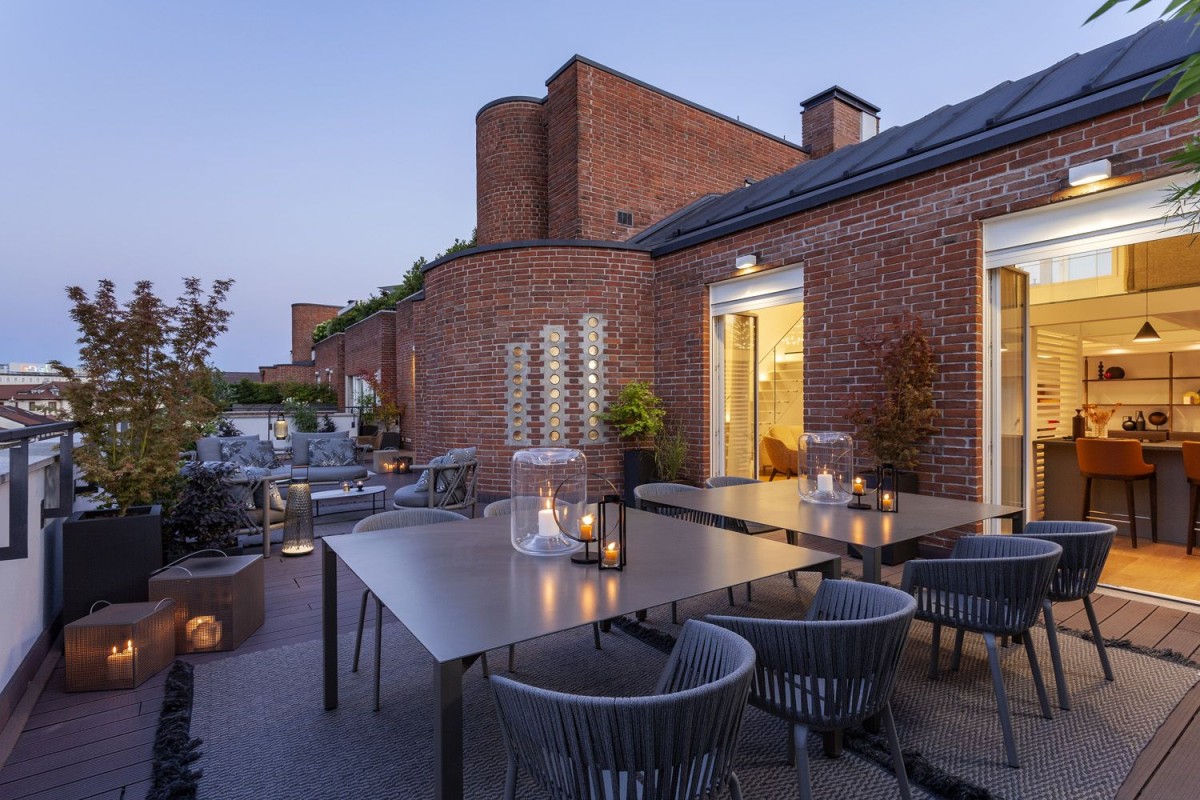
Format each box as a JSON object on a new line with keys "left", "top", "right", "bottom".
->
{"left": 1019, "top": 520, "right": 1117, "bottom": 710}
{"left": 707, "top": 580, "right": 916, "bottom": 800}
{"left": 706, "top": 474, "right": 786, "bottom": 601}
{"left": 490, "top": 619, "right": 756, "bottom": 800}
{"left": 350, "top": 508, "right": 467, "bottom": 710}
{"left": 635, "top": 482, "right": 736, "bottom": 621}
{"left": 902, "top": 535, "right": 1062, "bottom": 768}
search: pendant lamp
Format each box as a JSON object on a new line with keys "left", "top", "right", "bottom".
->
{"left": 1133, "top": 255, "right": 1161, "bottom": 343}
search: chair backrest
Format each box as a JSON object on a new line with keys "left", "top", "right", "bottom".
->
{"left": 482, "top": 498, "right": 511, "bottom": 517}
{"left": 762, "top": 435, "right": 797, "bottom": 473}
{"left": 490, "top": 620, "right": 755, "bottom": 800}
{"left": 1019, "top": 521, "right": 1116, "bottom": 601}
{"left": 901, "top": 535, "right": 1062, "bottom": 635}
{"left": 195, "top": 435, "right": 260, "bottom": 463}
{"left": 1076, "top": 438, "right": 1150, "bottom": 477}
{"left": 634, "top": 482, "right": 722, "bottom": 528}
{"left": 707, "top": 581, "right": 915, "bottom": 729}
{"left": 291, "top": 431, "right": 350, "bottom": 467}
{"left": 704, "top": 475, "right": 759, "bottom": 489}
{"left": 352, "top": 508, "right": 466, "bottom": 533}
{"left": 1184, "top": 441, "right": 1200, "bottom": 482}
{"left": 427, "top": 458, "right": 479, "bottom": 517}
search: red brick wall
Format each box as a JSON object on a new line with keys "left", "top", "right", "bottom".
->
{"left": 413, "top": 245, "right": 656, "bottom": 495}
{"left": 259, "top": 364, "right": 317, "bottom": 384}
{"left": 343, "top": 311, "right": 397, "bottom": 408}
{"left": 313, "top": 335, "right": 345, "bottom": 406}
{"left": 476, "top": 100, "right": 548, "bottom": 245}
{"left": 543, "top": 59, "right": 809, "bottom": 242}
{"left": 291, "top": 304, "right": 340, "bottom": 364}
{"left": 652, "top": 97, "right": 1198, "bottom": 552}
{"left": 394, "top": 299, "right": 416, "bottom": 444}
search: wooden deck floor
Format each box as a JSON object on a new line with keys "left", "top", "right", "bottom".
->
{"left": 3, "top": 514, "right": 1200, "bottom": 799}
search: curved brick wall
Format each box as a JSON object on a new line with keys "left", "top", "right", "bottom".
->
{"left": 476, "top": 100, "right": 548, "bottom": 245}
{"left": 413, "top": 244, "right": 654, "bottom": 495}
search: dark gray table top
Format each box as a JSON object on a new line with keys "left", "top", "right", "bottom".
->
{"left": 657, "top": 480, "right": 1023, "bottom": 549}
{"left": 323, "top": 509, "right": 838, "bottom": 663}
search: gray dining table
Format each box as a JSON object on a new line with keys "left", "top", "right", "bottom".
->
{"left": 653, "top": 479, "right": 1025, "bottom": 583}
{"left": 321, "top": 507, "right": 841, "bottom": 800}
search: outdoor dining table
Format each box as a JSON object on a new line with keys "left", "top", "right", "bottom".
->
{"left": 321, "top": 507, "right": 841, "bottom": 800}
{"left": 653, "top": 479, "right": 1025, "bottom": 583}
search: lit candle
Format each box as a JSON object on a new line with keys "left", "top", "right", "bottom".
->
{"left": 579, "top": 514, "right": 594, "bottom": 540}
{"left": 341, "top": 481, "right": 351, "bottom": 493}
{"left": 186, "top": 615, "right": 224, "bottom": 650}
{"left": 538, "top": 498, "right": 558, "bottom": 537}
{"left": 852, "top": 477, "right": 865, "bottom": 496}
{"left": 603, "top": 542, "right": 620, "bottom": 565}
{"left": 106, "top": 640, "right": 134, "bottom": 682}
{"left": 355, "top": 479, "right": 365, "bottom": 492}
{"left": 881, "top": 492, "right": 894, "bottom": 511}
{"left": 817, "top": 470, "right": 834, "bottom": 494}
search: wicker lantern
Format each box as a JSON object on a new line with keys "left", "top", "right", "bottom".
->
{"left": 64, "top": 600, "right": 176, "bottom": 692}
{"left": 282, "top": 481, "right": 314, "bottom": 556}
{"left": 149, "top": 554, "right": 265, "bottom": 653}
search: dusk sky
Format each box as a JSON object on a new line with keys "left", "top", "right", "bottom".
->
{"left": 0, "top": 1, "right": 1165, "bottom": 371}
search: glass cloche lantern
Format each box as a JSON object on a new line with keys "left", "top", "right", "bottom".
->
{"left": 797, "top": 432, "right": 854, "bottom": 504}
{"left": 510, "top": 448, "right": 587, "bottom": 556}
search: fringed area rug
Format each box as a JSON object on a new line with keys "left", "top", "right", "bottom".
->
{"left": 189, "top": 575, "right": 1198, "bottom": 799}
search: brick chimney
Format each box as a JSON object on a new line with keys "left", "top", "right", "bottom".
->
{"left": 800, "top": 86, "right": 880, "bottom": 159}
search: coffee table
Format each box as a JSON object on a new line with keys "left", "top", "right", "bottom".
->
{"left": 321, "top": 509, "right": 840, "bottom": 799}
{"left": 655, "top": 480, "right": 1024, "bottom": 583}
{"left": 310, "top": 485, "right": 385, "bottom": 517}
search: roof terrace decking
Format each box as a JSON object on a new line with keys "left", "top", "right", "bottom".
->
{"left": 1, "top": 467, "right": 1200, "bottom": 798}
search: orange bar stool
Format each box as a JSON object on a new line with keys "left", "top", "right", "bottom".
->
{"left": 1183, "top": 441, "right": 1200, "bottom": 555}
{"left": 1076, "top": 439, "right": 1157, "bottom": 548}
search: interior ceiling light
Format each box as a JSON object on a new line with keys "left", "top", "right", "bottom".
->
{"left": 1133, "top": 255, "right": 1161, "bottom": 343}
{"left": 1067, "top": 159, "right": 1112, "bottom": 187}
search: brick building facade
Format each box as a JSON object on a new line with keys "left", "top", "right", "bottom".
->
{"left": 288, "top": 24, "right": 1198, "bottom": 550}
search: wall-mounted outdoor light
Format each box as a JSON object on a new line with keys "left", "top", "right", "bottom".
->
{"left": 1067, "top": 159, "right": 1112, "bottom": 187}
{"left": 735, "top": 253, "right": 759, "bottom": 271}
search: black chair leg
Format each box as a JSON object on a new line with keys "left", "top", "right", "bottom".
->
{"left": 1189, "top": 482, "right": 1200, "bottom": 556}
{"left": 1082, "top": 476, "right": 1092, "bottom": 522}
{"left": 983, "top": 632, "right": 1020, "bottom": 768}
{"left": 1125, "top": 479, "right": 1138, "bottom": 548}
{"left": 1149, "top": 473, "right": 1158, "bottom": 543}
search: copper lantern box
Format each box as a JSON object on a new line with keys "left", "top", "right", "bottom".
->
{"left": 64, "top": 600, "right": 176, "bottom": 692}
{"left": 149, "top": 554, "right": 265, "bottom": 654}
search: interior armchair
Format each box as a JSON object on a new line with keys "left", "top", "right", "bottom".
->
{"left": 762, "top": 435, "right": 799, "bottom": 480}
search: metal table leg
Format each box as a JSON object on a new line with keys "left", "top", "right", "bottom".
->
{"left": 434, "top": 658, "right": 467, "bottom": 800}
{"left": 862, "top": 546, "right": 882, "bottom": 584}
{"left": 322, "top": 541, "right": 338, "bottom": 710}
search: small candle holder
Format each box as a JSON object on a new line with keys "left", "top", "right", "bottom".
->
{"left": 571, "top": 512, "right": 598, "bottom": 564}
{"left": 341, "top": 480, "right": 351, "bottom": 493}
{"left": 354, "top": 479, "right": 365, "bottom": 492}
{"left": 847, "top": 474, "right": 871, "bottom": 510}
{"left": 876, "top": 463, "right": 900, "bottom": 513}
{"left": 395, "top": 455, "right": 412, "bottom": 473}
{"left": 596, "top": 492, "right": 626, "bottom": 571}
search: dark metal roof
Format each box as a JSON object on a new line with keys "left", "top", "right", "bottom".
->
{"left": 635, "top": 19, "right": 1198, "bottom": 255}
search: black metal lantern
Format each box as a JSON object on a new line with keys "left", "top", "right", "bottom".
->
{"left": 596, "top": 492, "right": 626, "bottom": 571}
{"left": 875, "top": 463, "right": 899, "bottom": 513}
{"left": 847, "top": 473, "right": 872, "bottom": 510}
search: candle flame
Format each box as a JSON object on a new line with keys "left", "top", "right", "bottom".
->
{"left": 606, "top": 543, "right": 617, "bottom": 552}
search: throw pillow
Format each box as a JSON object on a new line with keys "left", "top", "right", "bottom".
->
{"left": 222, "top": 440, "right": 282, "bottom": 470}
{"left": 252, "top": 480, "right": 286, "bottom": 511}
{"left": 435, "top": 447, "right": 477, "bottom": 493}
{"left": 219, "top": 440, "right": 248, "bottom": 462}
{"left": 414, "top": 455, "right": 447, "bottom": 492}
{"left": 308, "top": 437, "right": 358, "bottom": 467}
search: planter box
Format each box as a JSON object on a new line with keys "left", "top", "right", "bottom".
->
{"left": 62, "top": 505, "right": 163, "bottom": 625}
{"left": 623, "top": 448, "right": 657, "bottom": 508}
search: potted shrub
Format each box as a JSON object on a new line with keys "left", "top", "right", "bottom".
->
{"left": 52, "top": 278, "right": 233, "bottom": 623}
{"left": 654, "top": 422, "right": 689, "bottom": 483}
{"left": 602, "top": 381, "right": 665, "bottom": 505}
{"left": 845, "top": 314, "right": 938, "bottom": 564}
{"left": 163, "top": 462, "right": 245, "bottom": 561}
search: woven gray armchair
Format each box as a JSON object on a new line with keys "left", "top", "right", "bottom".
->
{"left": 350, "top": 508, "right": 467, "bottom": 710}
{"left": 1020, "top": 521, "right": 1117, "bottom": 710}
{"left": 708, "top": 580, "right": 916, "bottom": 800}
{"left": 635, "top": 483, "right": 735, "bottom": 621}
{"left": 902, "top": 535, "right": 1062, "bottom": 768}
{"left": 490, "top": 619, "right": 756, "bottom": 800}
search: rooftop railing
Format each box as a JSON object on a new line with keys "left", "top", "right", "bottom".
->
{"left": 0, "top": 421, "right": 76, "bottom": 561}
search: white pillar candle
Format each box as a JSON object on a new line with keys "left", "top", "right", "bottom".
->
{"left": 537, "top": 501, "right": 558, "bottom": 537}
{"left": 817, "top": 472, "right": 834, "bottom": 494}
{"left": 106, "top": 641, "right": 134, "bottom": 682}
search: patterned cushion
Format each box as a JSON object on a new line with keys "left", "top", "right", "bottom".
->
{"left": 308, "top": 438, "right": 358, "bottom": 468}
{"left": 414, "top": 455, "right": 447, "bottom": 492}
{"left": 435, "top": 447, "right": 477, "bottom": 493}
{"left": 222, "top": 439, "right": 281, "bottom": 469}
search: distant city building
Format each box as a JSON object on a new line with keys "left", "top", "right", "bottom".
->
{"left": 0, "top": 382, "right": 71, "bottom": 415}
{"left": 0, "top": 362, "right": 67, "bottom": 385}
{"left": 0, "top": 405, "right": 57, "bottom": 430}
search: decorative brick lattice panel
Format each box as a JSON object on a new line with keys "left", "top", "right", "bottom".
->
{"left": 505, "top": 343, "right": 531, "bottom": 446}
{"left": 578, "top": 314, "right": 607, "bottom": 445}
{"left": 542, "top": 326, "right": 569, "bottom": 444}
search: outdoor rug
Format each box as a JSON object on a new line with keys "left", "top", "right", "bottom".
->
{"left": 190, "top": 575, "right": 1199, "bottom": 799}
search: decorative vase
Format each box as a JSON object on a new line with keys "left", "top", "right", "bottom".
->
{"left": 797, "top": 433, "right": 854, "bottom": 504}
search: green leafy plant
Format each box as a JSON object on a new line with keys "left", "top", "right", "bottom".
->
{"left": 313, "top": 230, "right": 477, "bottom": 344}
{"left": 227, "top": 379, "right": 335, "bottom": 406}
{"left": 654, "top": 422, "right": 689, "bottom": 481}
{"left": 360, "top": 372, "right": 403, "bottom": 432}
{"left": 51, "top": 278, "right": 233, "bottom": 513}
{"left": 163, "top": 462, "right": 243, "bottom": 559}
{"left": 318, "top": 414, "right": 337, "bottom": 433}
{"left": 284, "top": 399, "right": 318, "bottom": 433}
{"left": 846, "top": 315, "right": 939, "bottom": 471}
{"left": 602, "top": 381, "right": 666, "bottom": 444}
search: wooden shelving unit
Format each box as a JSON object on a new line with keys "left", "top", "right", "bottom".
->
{"left": 1083, "top": 352, "right": 1200, "bottom": 438}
